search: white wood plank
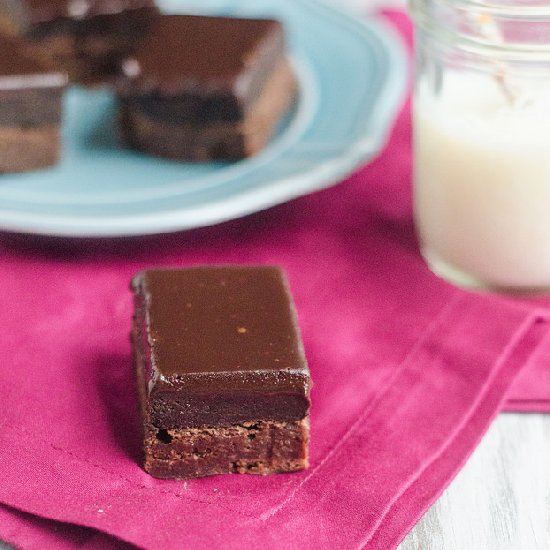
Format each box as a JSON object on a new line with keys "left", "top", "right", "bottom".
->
{"left": 400, "top": 413, "right": 550, "bottom": 550}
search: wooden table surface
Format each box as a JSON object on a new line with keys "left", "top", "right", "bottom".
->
{"left": 399, "top": 413, "right": 550, "bottom": 550}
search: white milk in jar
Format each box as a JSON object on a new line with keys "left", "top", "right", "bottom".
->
{"left": 414, "top": 74, "right": 550, "bottom": 289}
{"left": 410, "top": 0, "right": 550, "bottom": 291}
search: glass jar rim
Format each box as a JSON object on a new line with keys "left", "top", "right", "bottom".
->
{"left": 461, "top": 1, "right": 550, "bottom": 16}
{"left": 412, "top": 0, "right": 550, "bottom": 19}
{"left": 410, "top": 0, "right": 550, "bottom": 59}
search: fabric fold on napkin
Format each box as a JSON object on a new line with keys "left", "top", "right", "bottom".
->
{"left": 0, "top": 505, "right": 131, "bottom": 550}
{"left": 367, "top": 308, "right": 548, "bottom": 549}
{"left": 2, "top": 9, "right": 550, "bottom": 550}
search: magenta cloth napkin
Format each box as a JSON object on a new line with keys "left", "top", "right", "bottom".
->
{"left": 2, "top": 11, "right": 550, "bottom": 550}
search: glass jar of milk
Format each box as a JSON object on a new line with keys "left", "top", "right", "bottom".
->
{"left": 410, "top": 0, "right": 550, "bottom": 292}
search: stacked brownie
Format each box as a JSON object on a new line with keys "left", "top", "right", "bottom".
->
{"left": 131, "top": 267, "right": 311, "bottom": 479}
{"left": 0, "top": 0, "right": 159, "bottom": 171}
{"left": 0, "top": 3, "right": 296, "bottom": 168}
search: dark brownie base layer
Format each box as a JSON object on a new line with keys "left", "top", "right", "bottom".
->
{"left": 144, "top": 418, "right": 309, "bottom": 479}
{"left": 0, "top": 126, "right": 60, "bottom": 172}
{"left": 119, "top": 58, "right": 297, "bottom": 161}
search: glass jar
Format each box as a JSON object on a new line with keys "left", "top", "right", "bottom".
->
{"left": 410, "top": 0, "right": 550, "bottom": 292}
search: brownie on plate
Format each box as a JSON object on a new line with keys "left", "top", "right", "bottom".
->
{"left": 0, "top": 0, "right": 159, "bottom": 83}
{"left": 0, "top": 35, "right": 67, "bottom": 172}
{"left": 116, "top": 14, "right": 297, "bottom": 161}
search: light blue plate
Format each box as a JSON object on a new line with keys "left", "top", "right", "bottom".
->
{"left": 0, "top": 0, "right": 407, "bottom": 236}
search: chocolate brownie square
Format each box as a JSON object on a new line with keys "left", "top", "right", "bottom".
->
{"left": 117, "top": 15, "right": 297, "bottom": 161}
{"left": 131, "top": 266, "right": 311, "bottom": 479}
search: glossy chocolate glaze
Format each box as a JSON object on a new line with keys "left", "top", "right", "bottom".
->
{"left": 132, "top": 266, "right": 311, "bottom": 429}
{"left": 117, "top": 15, "right": 285, "bottom": 122}
{"left": 0, "top": 36, "right": 66, "bottom": 124}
